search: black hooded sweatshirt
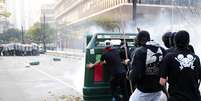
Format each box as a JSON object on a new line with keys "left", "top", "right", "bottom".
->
{"left": 160, "top": 48, "right": 201, "bottom": 101}
{"left": 129, "top": 41, "right": 165, "bottom": 93}
{"left": 161, "top": 30, "right": 201, "bottom": 101}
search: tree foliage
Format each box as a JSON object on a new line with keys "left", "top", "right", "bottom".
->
{"left": 0, "top": 11, "right": 11, "bottom": 17}
{"left": 0, "top": 0, "right": 5, "bottom": 3}
{"left": 26, "top": 23, "right": 41, "bottom": 43}
{"left": 0, "top": 28, "right": 21, "bottom": 43}
{"left": 94, "top": 17, "right": 120, "bottom": 32}
{"left": 26, "top": 22, "right": 56, "bottom": 44}
{"left": 0, "top": 0, "right": 11, "bottom": 18}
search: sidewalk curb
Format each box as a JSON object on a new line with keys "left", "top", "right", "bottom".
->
{"left": 46, "top": 51, "right": 84, "bottom": 60}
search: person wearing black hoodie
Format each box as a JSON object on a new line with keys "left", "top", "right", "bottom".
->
{"left": 162, "top": 32, "right": 173, "bottom": 48}
{"left": 160, "top": 30, "right": 201, "bottom": 101}
{"left": 162, "top": 32, "right": 176, "bottom": 54}
{"left": 129, "top": 31, "right": 165, "bottom": 101}
{"left": 162, "top": 31, "right": 195, "bottom": 54}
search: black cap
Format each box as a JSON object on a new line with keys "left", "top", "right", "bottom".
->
{"left": 175, "top": 30, "right": 189, "bottom": 48}
{"left": 136, "top": 30, "right": 150, "bottom": 46}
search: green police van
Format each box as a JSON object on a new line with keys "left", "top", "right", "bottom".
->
{"left": 83, "top": 33, "right": 137, "bottom": 101}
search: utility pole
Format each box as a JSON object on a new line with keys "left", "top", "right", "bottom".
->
{"left": 21, "top": 25, "right": 24, "bottom": 44}
{"left": 132, "top": 0, "right": 137, "bottom": 21}
{"left": 42, "top": 13, "right": 46, "bottom": 52}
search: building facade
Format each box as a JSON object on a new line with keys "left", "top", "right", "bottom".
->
{"left": 55, "top": 0, "right": 132, "bottom": 26}
{"left": 0, "top": 0, "right": 9, "bottom": 34}
{"left": 41, "top": 4, "right": 55, "bottom": 28}
{"left": 40, "top": 4, "right": 56, "bottom": 50}
{"left": 54, "top": 0, "right": 199, "bottom": 50}
{"left": 139, "top": 0, "right": 199, "bottom": 6}
{"left": 54, "top": 0, "right": 134, "bottom": 49}
{"left": 55, "top": 0, "right": 198, "bottom": 26}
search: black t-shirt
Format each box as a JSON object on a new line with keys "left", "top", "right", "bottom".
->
{"left": 119, "top": 47, "right": 130, "bottom": 60}
{"left": 160, "top": 48, "right": 201, "bottom": 101}
{"left": 100, "top": 49, "right": 126, "bottom": 76}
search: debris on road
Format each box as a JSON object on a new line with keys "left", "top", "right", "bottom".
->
{"left": 59, "top": 95, "right": 81, "bottom": 101}
{"left": 25, "top": 65, "right": 30, "bottom": 68}
{"left": 29, "top": 61, "right": 40, "bottom": 65}
{"left": 48, "top": 91, "right": 52, "bottom": 94}
{"left": 53, "top": 58, "right": 61, "bottom": 61}
{"left": 47, "top": 91, "right": 82, "bottom": 101}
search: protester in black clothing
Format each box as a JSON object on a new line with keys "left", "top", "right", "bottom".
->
{"left": 160, "top": 30, "right": 201, "bottom": 101}
{"left": 162, "top": 32, "right": 172, "bottom": 48}
{"left": 88, "top": 40, "right": 128, "bottom": 101}
{"left": 0, "top": 45, "right": 3, "bottom": 56}
{"left": 120, "top": 41, "right": 131, "bottom": 65}
{"left": 162, "top": 32, "right": 177, "bottom": 98}
{"left": 163, "top": 31, "right": 195, "bottom": 54}
{"left": 162, "top": 32, "right": 176, "bottom": 54}
{"left": 129, "top": 31, "right": 165, "bottom": 101}
{"left": 119, "top": 40, "right": 134, "bottom": 99}
{"left": 188, "top": 44, "right": 195, "bottom": 53}
{"left": 129, "top": 36, "right": 141, "bottom": 58}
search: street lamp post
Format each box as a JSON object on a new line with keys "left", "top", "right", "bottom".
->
{"left": 132, "top": 0, "right": 137, "bottom": 21}
{"left": 42, "top": 13, "right": 46, "bottom": 52}
{"left": 21, "top": 25, "right": 25, "bottom": 44}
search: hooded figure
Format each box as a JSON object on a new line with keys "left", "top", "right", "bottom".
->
{"left": 160, "top": 30, "right": 201, "bottom": 101}
{"left": 162, "top": 32, "right": 177, "bottom": 55}
{"left": 174, "top": 31, "right": 195, "bottom": 53}
{"left": 174, "top": 31, "right": 189, "bottom": 48}
{"left": 135, "top": 31, "right": 150, "bottom": 46}
{"left": 129, "top": 31, "right": 165, "bottom": 101}
{"left": 162, "top": 32, "right": 173, "bottom": 48}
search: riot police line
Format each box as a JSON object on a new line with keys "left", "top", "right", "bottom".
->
{"left": 0, "top": 43, "right": 40, "bottom": 56}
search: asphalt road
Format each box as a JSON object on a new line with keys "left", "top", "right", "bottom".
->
{"left": 0, "top": 55, "right": 84, "bottom": 101}
{"left": 0, "top": 54, "right": 191, "bottom": 101}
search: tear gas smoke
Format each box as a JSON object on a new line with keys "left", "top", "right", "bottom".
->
{"left": 123, "top": 4, "right": 201, "bottom": 57}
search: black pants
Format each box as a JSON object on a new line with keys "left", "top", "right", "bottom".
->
{"left": 110, "top": 73, "right": 129, "bottom": 101}
{"left": 168, "top": 94, "right": 201, "bottom": 101}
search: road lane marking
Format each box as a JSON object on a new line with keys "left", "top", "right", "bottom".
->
{"left": 31, "top": 67, "right": 81, "bottom": 94}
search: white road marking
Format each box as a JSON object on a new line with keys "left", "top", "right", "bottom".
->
{"left": 31, "top": 66, "right": 81, "bottom": 94}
